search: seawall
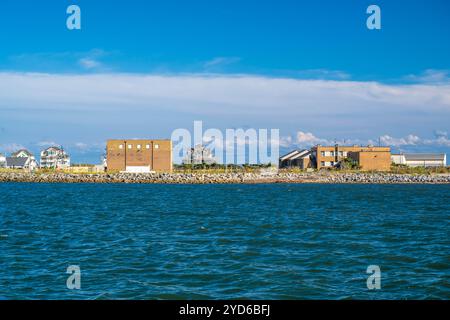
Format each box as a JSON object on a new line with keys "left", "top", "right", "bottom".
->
{"left": 0, "top": 172, "right": 449, "bottom": 184}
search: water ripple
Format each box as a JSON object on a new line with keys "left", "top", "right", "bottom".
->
{"left": 0, "top": 183, "right": 449, "bottom": 299}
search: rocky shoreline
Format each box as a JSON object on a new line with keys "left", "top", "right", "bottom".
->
{"left": 0, "top": 172, "right": 449, "bottom": 184}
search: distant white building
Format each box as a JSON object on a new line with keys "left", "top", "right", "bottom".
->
{"left": 40, "top": 146, "right": 71, "bottom": 169}
{"left": 392, "top": 153, "right": 446, "bottom": 167}
{"left": 9, "top": 149, "right": 38, "bottom": 170}
{"left": 391, "top": 154, "right": 406, "bottom": 165}
{"left": 183, "top": 145, "right": 216, "bottom": 165}
{"left": 0, "top": 153, "right": 6, "bottom": 168}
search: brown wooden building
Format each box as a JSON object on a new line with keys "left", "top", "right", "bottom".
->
{"left": 279, "top": 149, "right": 312, "bottom": 169}
{"left": 106, "top": 139, "right": 172, "bottom": 173}
{"left": 311, "top": 145, "right": 391, "bottom": 171}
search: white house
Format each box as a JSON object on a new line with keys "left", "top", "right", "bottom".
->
{"left": 182, "top": 145, "right": 216, "bottom": 165}
{"left": 9, "top": 149, "right": 38, "bottom": 170}
{"left": 392, "top": 153, "right": 446, "bottom": 167}
{"left": 0, "top": 153, "right": 6, "bottom": 167}
{"left": 40, "top": 146, "right": 71, "bottom": 169}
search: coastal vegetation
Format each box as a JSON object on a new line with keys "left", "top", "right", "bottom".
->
{"left": 1, "top": 163, "right": 449, "bottom": 176}
{"left": 279, "top": 164, "right": 450, "bottom": 175}
{"left": 389, "top": 163, "right": 450, "bottom": 174}
{"left": 173, "top": 163, "right": 272, "bottom": 174}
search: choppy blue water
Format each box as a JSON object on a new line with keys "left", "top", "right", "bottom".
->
{"left": 0, "top": 183, "right": 449, "bottom": 300}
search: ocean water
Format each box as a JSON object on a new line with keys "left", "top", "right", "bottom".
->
{"left": 0, "top": 183, "right": 449, "bottom": 300}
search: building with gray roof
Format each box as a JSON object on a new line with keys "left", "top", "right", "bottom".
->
{"left": 6, "top": 156, "right": 29, "bottom": 169}
{"left": 391, "top": 153, "right": 446, "bottom": 167}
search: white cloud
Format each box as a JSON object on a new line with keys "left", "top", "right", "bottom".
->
{"left": 295, "top": 131, "right": 328, "bottom": 145}
{"left": 379, "top": 134, "right": 421, "bottom": 146}
{"left": 203, "top": 57, "right": 241, "bottom": 69}
{"left": 0, "top": 72, "right": 449, "bottom": 151}
{"left": 296, "top": 69, "right": 350, "bottom": 80}
{"left": 377, "top": 133, "right": 450, "bottom": 147}
{"left": 405, "top": 69, "right": 450, "bottom": 84}
{"left": 74, "top": 142, "right": 89, "bottom": 149}
{"left": 433, "top": 136, "right": 450, "bottom": 146}
{"left": 426, "top": 131, "right": 450, "bottom": 147}
{"left": 1, "top": 72, "right": 449, "bottom": 113}
{"left": 79, "top": 58, "right": 102, "bottom": 70}
{"left": 78, "top": 49, "right": 110, "bottom": 70}
{"left": 0, "top": 143, "right": 26, "bottom": 153}
{"left": 279, "top": 132, "right": 450, "bottom": 150}
{"left": 280, "top": 131, "right": 330, "bottom": 148}
{"left": 36, "top": 141, "right": 57, "bottom": 147}
{"left": 73, "top": 142, "right": 105, "bottom": 152}
{"left": 279, "top": 135, "right": 293, "bottom": 148}
{"left": 9, "top": 49, "right": 111, "bottom": 72}
{"left": 434, "top": 130, "right": 448, "bottom": 138}
{"left": 280, "top": 131, "right": 368, "bottom": 149}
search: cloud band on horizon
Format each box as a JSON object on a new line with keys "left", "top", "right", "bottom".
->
{"left": 0, "top": 71, "right": 449, "bottom": 160}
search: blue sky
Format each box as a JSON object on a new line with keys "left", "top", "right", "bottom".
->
{"left": 0, "top": 0, "right": 449, "bottom": 163}
{"left": 1, "top": 0, "right": 449, "bottom": 78}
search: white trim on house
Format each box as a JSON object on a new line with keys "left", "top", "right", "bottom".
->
{"left": 279, "top": 150, "right": 301, "bottom": 161}
{"left": 0, "top": 153, "right": 6, "bottom": 168}
{"left": 124, "top": 166, "right": 152, "bottom": 173}
{"left": 289, "top": 150, "right": 311, "bottom": 160}
{"left": 279, "top": 149, "right": 311, "bottom": 168}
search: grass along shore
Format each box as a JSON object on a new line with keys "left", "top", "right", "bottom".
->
{"left": 2, "top": 163, "right": 449, "bottom": 176}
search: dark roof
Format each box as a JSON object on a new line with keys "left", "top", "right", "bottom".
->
{"left": 404, "top": 153, "right": 446, "bottom": 161}
{"left": 6, "top": 157, "right": 28, "bottom": 167}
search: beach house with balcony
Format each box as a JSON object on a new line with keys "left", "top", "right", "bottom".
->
{"left": 40, "top": 146, "right": 71, "bottom": 169}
